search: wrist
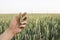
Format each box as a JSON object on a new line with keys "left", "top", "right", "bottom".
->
{"left": 8, "top": 27, "right": 16, "bottom": 35}
{"left": 0, "top": 28, "right": 15, "bottom": 40}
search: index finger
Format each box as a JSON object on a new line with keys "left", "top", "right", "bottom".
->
{"left": 22, "top": 12, "right": 27, "bottom": 21}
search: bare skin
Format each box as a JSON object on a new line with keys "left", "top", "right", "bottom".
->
{"left": 0, "top": 12, "right": 27, "bottom": 40}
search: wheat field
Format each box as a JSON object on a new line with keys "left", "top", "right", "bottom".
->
{"left": 0, "top": 14, "right": 60, "bottom": 40}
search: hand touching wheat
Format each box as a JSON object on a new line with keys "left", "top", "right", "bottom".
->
{"left": 9, "top": 12, "right": 27, "bottom": 34}
{"left": 0, "top": 12, "right": 27, "bottom": 40}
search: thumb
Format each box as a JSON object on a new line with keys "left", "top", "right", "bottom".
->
{"left": 16, "top": 13, "right": 21, "bottom": 20}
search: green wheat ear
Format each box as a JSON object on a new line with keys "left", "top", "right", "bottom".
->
{"left": 20, "top": 14, "right": 23, "bottom": 22}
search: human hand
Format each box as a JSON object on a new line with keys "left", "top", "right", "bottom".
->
{"left": 9, "top": 12, "right": 27, "bottom": 35}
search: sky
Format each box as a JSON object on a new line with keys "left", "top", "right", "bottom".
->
{"left": 0, "top": 0, "right": 60, "bottom": 14}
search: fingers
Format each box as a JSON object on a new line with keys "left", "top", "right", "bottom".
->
{"left": 22, "top": 12, "right": 27, "bottom": 17}
{"left": 16, "top": 12, "right": 27, "bottom": 20}
{"left": 17, "top": 12, "right": 27, "bottom": 29}
{"left": 15, "top": 12, "right": 21, "bottom": 21}
{"left": 15, "top": 12, "right": 27, "bottom": 24}
{"left": 18, "top": 25, "right": 26, "bottom": 29}
{"left": 22, "top": 14, "right": 27, "bottom": 21}
{"left": 16, "top": 12, "right": 27, "bottom": 21}
{"left": 20, "top": 21, "right": 27, "bottom": 25}
{"left": 19, "top": 21, "right": 27, "bottom": 29}
{"left": 22, "top": 12, "right": 27, "bottom": 21}
{"left": 17, "top": 13, "right": 21, "bottom": 19}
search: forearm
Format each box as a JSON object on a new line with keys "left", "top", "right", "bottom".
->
{"left": 0, "top": 28, "right": 14, "bottom": 40}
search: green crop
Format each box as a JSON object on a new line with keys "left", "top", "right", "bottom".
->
{"left": 0, "top": 14, "right": 60, "bottom": 40}
{"left": 20, "top": 14, "right": 23, "bottom": 22}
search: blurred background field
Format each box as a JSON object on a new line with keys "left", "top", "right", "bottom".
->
{"left": 0, "top": 14, "right": 60, "bottom": 40}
